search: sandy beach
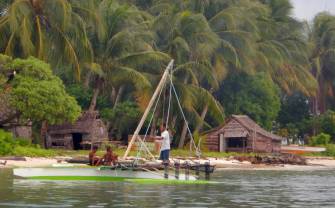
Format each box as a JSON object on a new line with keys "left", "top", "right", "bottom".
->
{"left": 1, "top": 156, "right": 335, "bottom": 171}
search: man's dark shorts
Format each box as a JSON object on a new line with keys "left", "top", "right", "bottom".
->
{"left": 159, "top": 149, "right": 170, "bottom": 161}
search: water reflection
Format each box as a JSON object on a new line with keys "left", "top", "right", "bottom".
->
{"left": 1, "top": 169, "right": 335, "bottom": 207}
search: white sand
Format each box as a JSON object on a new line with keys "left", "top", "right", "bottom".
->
{"left": 0, "top": 157, "right": 58, "bottom": 168}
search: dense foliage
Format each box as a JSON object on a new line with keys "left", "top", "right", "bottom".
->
{"left": 0, "top": 55, "right": 81, "bottom": 125}
{"left": 1, "top": 0, "right": 335, "bottom": 147}
{"left": 310, "top": 133, "right": 331, "bottom": 146}
{"left": 218, "top": 72, "right": 280, "bottom": 129}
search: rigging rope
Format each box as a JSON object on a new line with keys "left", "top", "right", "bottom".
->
{"left": 166, "top": 73, "right": 172, "bottom": 128}
{"left": 168, "top": 73, "right": 201, "bottom": 157}
{"left": 134, "top": 62, "right": 201, "bottom": 163}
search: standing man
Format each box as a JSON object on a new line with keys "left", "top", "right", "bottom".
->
{"left": 159, "top": 123, "right": 170, "bottom": 164}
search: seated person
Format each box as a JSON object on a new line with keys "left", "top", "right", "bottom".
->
{"left": 102, "top": 146, "right": 118, "bottom": 166}
{"left": 89, "top": 146, "right": 100, "bottom": 166}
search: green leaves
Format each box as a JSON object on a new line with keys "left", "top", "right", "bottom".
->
{"left": 218, "top": 72, "right": 281, "bottom": 130}
{"left": 1, "top": 56, "right": 81, "bottom": 125}
{"left": 0, "top": 0, "right": 92, "bottom": 80}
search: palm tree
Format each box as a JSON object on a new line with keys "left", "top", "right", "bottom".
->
{"left": 193, "top": 0, "right": 263, "bottom": 132}
{"left": 255, "top": 0, "right": 317, "bottom": 97}
{"left": 308, "top": 12, "right": 335, "bottom": 114}
{"left": 75, "top": 0, "right": 169, "bottom": 112}
{"left": 149, "top": 1, "right": 225, "bottom": 148}
{"left": 0, "top": 0, "right": 92, "bottom": 79}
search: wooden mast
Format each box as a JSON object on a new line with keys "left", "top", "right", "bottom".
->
{"left": 123, "top": 60, "right": 174, "bottom": 159}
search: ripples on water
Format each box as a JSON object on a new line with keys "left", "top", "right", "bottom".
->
{"left": 1, "top": 168, "right": 335, "bottom": 207}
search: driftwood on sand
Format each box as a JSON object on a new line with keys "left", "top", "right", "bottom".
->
{"left": 233, "top": 154, "right": 307, "bottom": 165}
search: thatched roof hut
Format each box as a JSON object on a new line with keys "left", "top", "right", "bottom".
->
{"left": 203, "top": 115, "right": 283, "bottom": 153}
{"left": 46, "top": 111, "right": 108, "bottom": 150}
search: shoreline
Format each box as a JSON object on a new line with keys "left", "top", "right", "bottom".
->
{"left": 1, "top": 156, "right": 335, "bottom": 171}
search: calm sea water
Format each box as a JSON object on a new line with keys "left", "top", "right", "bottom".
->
{"left": 0, "top": 168, "right": 335, "bottom": 207}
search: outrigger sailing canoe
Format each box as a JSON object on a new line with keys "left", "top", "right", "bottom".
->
{"left": 13, "top": 60, "right": 214, "bottom": 184}
{"left": 13, "top": 166, "right": 209, "bottom": 184}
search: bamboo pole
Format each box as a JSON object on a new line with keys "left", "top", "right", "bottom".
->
{"left": 123, "top": 60, "right": 174, "bottom": 159}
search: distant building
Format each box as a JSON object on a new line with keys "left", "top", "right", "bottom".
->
{"left": 46, "top": 111, "right": 108, "bottom": 150}
{"left": 203, "top": 115, "right": 283, "bottom": 153}
{"left": 2, "top": 120, "right": 32, "bottom": 139}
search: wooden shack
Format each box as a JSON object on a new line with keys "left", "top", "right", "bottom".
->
{"left": 203, "top": 115, "right": 282, "bottom": 153}
{"left": 46, "top": 111, "right": 108, "bottom": 150}
{"left": 3, "top": 120, "right": 33, "bottom": 139}
{"left": 0, "top": 92, "right": 33, "bottom": 139}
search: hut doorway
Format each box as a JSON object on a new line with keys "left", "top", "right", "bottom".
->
{"left": 72, "top": 133, "right": 83, "bottom": 150}
{"left": 226, "top": 137, "right": 247, "bottom": 152}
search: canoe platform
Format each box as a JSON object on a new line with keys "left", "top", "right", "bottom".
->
{"left": 281, "top": 145, "right": 326, "bottom": 155}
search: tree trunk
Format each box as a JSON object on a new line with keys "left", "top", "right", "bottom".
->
{"left": 170, "top": 115, "right": 177, "bottom": 130}
{"left": 40, "top": 120, "right": 48, "bottom": 148}
{"left": 89, "top": 86, "right": 100, "bottom": 112}
{"left": 84, "top": 71, "right": 91, "bottom": 88}
{"left": 113, "top": 85, "right": 125, "bottom": 108}
{"left": 150, "top": 114, "right": 157, "bottom": 136}
{"left": 194, "top": 104, "right": 209, "bottom": 133}
{"left": 111, "top": 87, "right": 116, "bottom": 104}
{"left": 318, "top": 76, "right": 326, "bottom": 114}
{"left": 178, "top": 122, "right": 188, "bottom": 148}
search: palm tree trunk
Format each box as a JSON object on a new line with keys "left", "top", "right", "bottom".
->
{"left": 178, "top": 122, "right": 188, "bottom": 148}
{"left": 89, "top": 86, "right": 100, "bottom": 112}
{"left": 177, "top": 69, "right": 192, "bottom": 148}
{"left": 84, "top": 71, "right": 91, "bottom": 88}
{"left": 194, "top": 104, "right": 209, "bottom": 133}
{"left": 150, "top": 114, "right": 157, "bottom": 136}
{"left": 170, "top": 115, "right": 177, "bottom": 130}
{"left": 113, "top": 85, "right": 125, "bottom": 108}
{"left": 111, "top": 87, "right": 116, "bottom": 104}
{"left": 318, "top": 77, "right": 326, "bottom": 114}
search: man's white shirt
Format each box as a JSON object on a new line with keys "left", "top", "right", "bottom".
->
{"left": 160, "top": 130, "right": 170, "bottom": 151}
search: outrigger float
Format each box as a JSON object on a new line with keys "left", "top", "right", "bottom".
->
{"left": 13, "top": 60, "right": 215, "bottom": 184}
{"left": 13, "top": 161, "right": 215, "bottom": 184}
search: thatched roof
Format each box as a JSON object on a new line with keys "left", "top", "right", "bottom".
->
{"left": 204, "top": 115, "right": 283, "bottom": 141}
{"left": 231, "top": 115, "right": 283, "bottom": 141}
{"left": 48, "top": 111, "right": 100, "bottom": 135}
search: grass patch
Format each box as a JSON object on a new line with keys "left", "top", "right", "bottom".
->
{"left": 302, "top": 144, "right": 335, "bottom": 158}
{"left": 13, "top": 146, "right": 59, "bottom": 157}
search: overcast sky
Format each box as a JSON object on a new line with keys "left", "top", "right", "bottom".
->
{"left": 291, "top": 0, "right": 335, "bottom": 21}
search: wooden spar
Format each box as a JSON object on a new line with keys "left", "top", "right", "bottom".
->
{"left": 123, "top": 60, "right": 174, "bottom": 159}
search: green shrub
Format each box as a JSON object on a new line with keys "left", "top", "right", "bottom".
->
{"left": 324, "top": 144, "right": 335, "bottom": 157}
{"left": 0, "top": 129, "right": 16, "bottom": 155}
{"left": 0, "top": 129, "right": 56, "bottom": 157}
{"left": 12, "top": 146, "right": 58, "bottom": 157}
{"left": 15, "top": 138, "right": 31, "bottom": 146}
{"left": 309, "top": 133, "right": 331, "bottom": 146}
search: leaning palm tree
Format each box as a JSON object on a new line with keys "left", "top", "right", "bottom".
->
{"left": 74, "top": 0, "right": 169, "bottom": 112}
{"left": 253, "top": 0, "right": 317, "bottom": 98}
{"left": 308, "top": 12, "right": 335, "bottom": 114}
{"left": 0, "top": 0, "right": 92, "bottom": 79}
{"left": 193, "top": 0, "right": 263, "bottom": 132}
{"left": 149, "top": 2, "right": 225, "bottom": 147}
